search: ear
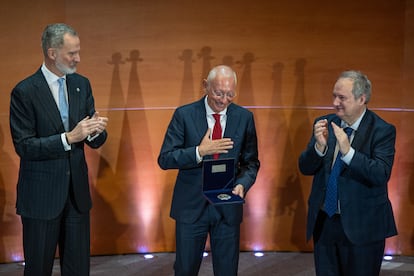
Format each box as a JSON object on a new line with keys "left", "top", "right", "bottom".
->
{"left": 359, "top": 94, "right": 366, "bottom": 105}
{"left": 202, "top": 79, "right": 208, "bottom": 92}
{"left": 47, "top": 48, "right": 57, "bottom": 60}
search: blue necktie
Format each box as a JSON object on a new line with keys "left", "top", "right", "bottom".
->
{"left": 58, "top": 78, "right": 69, "bottom": 131}
{"left": 324, "top": 127, "right": 353, "bottom": 217}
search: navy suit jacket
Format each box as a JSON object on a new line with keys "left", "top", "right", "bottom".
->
{"left": 299, "top": 109, "right": 397, "bottom": 245}
{"left": 10, "top": 68, "right": 107, "bottom": 219}
{"left": 158, "top": 97, "right": 260, "bottom": 225}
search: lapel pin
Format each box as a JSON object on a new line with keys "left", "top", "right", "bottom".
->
{"left": 76, "top": 88, "right": 80, "bottom": 92}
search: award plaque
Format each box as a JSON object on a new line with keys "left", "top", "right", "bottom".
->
{"left": 202, "top": 158, "right": 244, "bottom": 205}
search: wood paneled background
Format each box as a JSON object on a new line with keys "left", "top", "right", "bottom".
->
{"left": 0, "top": 0, "right": 413, "bottom": 263}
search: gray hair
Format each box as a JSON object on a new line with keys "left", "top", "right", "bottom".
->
{"left": 206, "top": 65, "right": 238, "bottom": 87}
{"left": 338, "top": 70, "right": 372, "bottom": 104}
{"left": 41, "top": 23, "right": 78, "bottom": 57}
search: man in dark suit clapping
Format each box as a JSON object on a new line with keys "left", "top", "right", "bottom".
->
{"left": 9, "top": 23, "right": 108, "bottom": 276}
{"left": 299, "top": 70, "right": 397, "bottom": 275}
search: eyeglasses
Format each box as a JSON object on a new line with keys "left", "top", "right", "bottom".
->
{"left": 211, "top": 90, "right": 236, "bottom": 100}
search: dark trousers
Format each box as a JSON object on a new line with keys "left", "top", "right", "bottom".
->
{"left": 174, "top": 204, "right": 240, "bottom": 276}
{"left": 21, "top": 195, "right": 90, "bottom": 276}
{"left": 313, "top": 211, "right": 385, "bottom": 276}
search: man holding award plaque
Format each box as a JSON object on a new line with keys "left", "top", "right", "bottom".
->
{"left": 158, "top": 65, "right": 260, "bottom": 276}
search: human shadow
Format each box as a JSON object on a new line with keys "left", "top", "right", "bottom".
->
{"left": 197, "top": 46, "right": 215, "bottom": 98}
{"left": 286, "top": 58, "right": 312, "bottom": 250}
{"left": 235, "top": 52, "right": 256, "bottom": 106}
{"left": 268, "top": 59, "right": 311, "bottom": 251}
{"left": 179, "top": 49, "right": 196, "bottom": 104}
{"left": 89, "top": 52, "right": 130, "bottom": 254}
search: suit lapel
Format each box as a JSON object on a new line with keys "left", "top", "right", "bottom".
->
{"left": 33, "top": 70, "right": 65, "bottom": 131}
{"left": 66, "top": 75, "right": 80, "bottom": 130}
{"left": 325, "top": 113, "right": 372, "bottom": 174}
{"left": 223, "top": 104, "right": 240, "bottom": 138}
{"left": 327, "top": 116, "right": 341, "bottom": 157}
{"left": 351, "top": 110, "right": 372, "bottom": 151}
{"left": 193, "top": 98, "right": 208, "bottom": 139}
{"left": 322, "top": 116, "right": 341, "bottom": 174}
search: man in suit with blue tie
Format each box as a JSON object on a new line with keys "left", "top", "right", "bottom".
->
{"left": 158, "top": 65, "right": 260, "bottom": 276}
{"left": 299, "top": 70, "right": 397, "bottom": 275}
{"left": 9, "top": 23, "right": 108, "bottom": 276}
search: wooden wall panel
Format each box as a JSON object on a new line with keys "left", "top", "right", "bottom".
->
{"left": 0, "top": 0, "right": 412, "bottom": 263}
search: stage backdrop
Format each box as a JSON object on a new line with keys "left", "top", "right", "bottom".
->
{"left": 0, "top": 0, "right": 413, "bottom": 263}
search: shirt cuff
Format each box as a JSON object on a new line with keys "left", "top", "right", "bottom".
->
{"left": 61, "top": 133, "right": 71, "bottom": 151}
{"left": 196, "top": 146, "right": 203, "bottom": 163}
{"left": 314, "top": 143, "right": 327, "bottom": 156}
{"left": 341, "top": 147, "right": 355, "bottom": 165}
{"left": 87, "top": 133, "right": 100, "bottom": 142}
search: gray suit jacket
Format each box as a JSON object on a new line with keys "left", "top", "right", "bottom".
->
{"left": 158, "top": 97, "right": 260, "bottom": 225}
{"left": 299, "top": 110, "right": 397, "bottom": 244}
{"left": 10, "top": 68, "right": 107, "bottom": 219}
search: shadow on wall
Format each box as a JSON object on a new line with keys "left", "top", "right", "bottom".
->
{"left": 90, "top": 50, "right": 171, "bottom": 254}
{"left": 240, "top": 58, "right": 312, "bottom": 251}
{"left": 88, "top": 47, "right": 320, "bottom": 253}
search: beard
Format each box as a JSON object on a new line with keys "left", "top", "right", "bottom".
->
{"left": 55, "top": 57, "right": 77, "bottom": 75}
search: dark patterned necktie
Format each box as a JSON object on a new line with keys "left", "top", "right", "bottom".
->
{"left": 212, "top": 114, "right": 222, "bottom": 159}
{"left": 324, "top": 127, "right": 353, "bottom": 217}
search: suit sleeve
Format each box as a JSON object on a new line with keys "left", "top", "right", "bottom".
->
{"left": 235, "top": 112, "right": 260, "bottom": 193}
{"left": 347, "top": 123, "right": 395, "bottom": 187}
{"left": 298, "top": 117, "right": 327, "bottom": 176}
{"left": 298, "top": 137, "right": 325, "bottom": 176}
{"left": 158, "top": 108, "right": 199, "bottom": 170}
{"left": 10, "top": 85, "right": 65, "bottom": 161}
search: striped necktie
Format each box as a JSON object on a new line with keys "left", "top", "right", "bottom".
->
{"left": 324, "top": 127, "right": 353, "bottom": 217}
{"left": 58, "top": 78, "right": 69, "bottom": 131}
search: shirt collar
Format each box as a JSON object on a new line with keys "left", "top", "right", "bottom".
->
{"left": 204, "top": 96, "right": 227, "bottom": 115}
{"left": 41, "top": 63, "right": 66, "bottom": 85}
{"left": 341, "top": 108, "right": 366, "bottom": 131}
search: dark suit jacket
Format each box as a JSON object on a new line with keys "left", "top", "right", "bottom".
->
{"left": 10, "top": 68, "right": 107, "bottom": 220}
{"left": 299, "top": 109, "right": 397, "bottom": 245}
{"left": 158, "top": 97, "right": 260, "bottom": 225}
